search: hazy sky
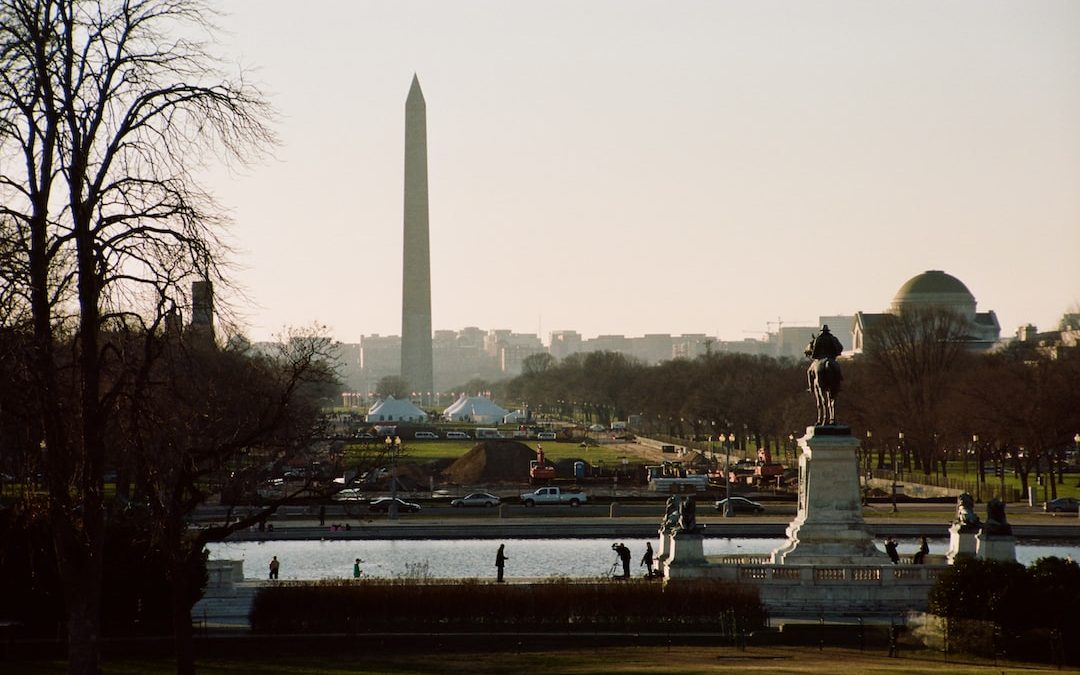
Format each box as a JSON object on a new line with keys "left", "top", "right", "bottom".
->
{"left": 208, "top": 1, "right": 1080, "bottom": 344}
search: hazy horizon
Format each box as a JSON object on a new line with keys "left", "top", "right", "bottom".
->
{"left": 208, "top": 1, "right": 1079, "bottom": 344}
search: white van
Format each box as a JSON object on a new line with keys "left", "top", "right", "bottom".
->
{"left": 445, "top": 431, "right": 469, "bottom": 440}
{"left": 414, "top": 431, "right": 438, "bottom": 439}
{"left": 537, "top": 431, "right": 557, "bottom": 440}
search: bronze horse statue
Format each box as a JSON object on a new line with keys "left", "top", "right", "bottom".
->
{"left": 805, "top": 326, "right": 844, "bottom": 426}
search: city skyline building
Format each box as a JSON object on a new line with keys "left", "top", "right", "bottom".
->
{"left": 400, "top": 75, "right": 434, "bottom": 397}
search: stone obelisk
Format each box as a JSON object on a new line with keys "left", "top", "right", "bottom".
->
{"left": 400, "top": 74, "right": 434, "bottom": 398}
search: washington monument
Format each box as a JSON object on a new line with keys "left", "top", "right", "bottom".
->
{"left": 401, "top": 75, "right": 434, "bottom": 396}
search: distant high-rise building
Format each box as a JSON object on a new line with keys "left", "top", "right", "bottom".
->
{"left": 188, "top": 279, "right": 215, "bottom": 345}
{"left": 400, "top": 75, "right": 434, "bottom": 396}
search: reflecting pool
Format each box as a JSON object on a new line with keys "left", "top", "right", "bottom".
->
{"left": 207, "top": 537, "right": 1077, "bottom": 581}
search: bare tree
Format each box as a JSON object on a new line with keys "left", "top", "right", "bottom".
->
{"left": 0, "top": 2, "right": 273, "bottom": 672}
{"left": 121, "top": 327, "right": 348, "bottom": 674}
{"left": 375, "top": 374, "right": 411, "bottom": 400}
{"left": 860, "top": 306, "right": 973, "bottom": 476}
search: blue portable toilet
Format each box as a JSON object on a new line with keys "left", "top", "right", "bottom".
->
{"left": 574, "top": 461, "right": 586, "bottom": 479}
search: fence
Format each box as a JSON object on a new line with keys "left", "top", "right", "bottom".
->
{"left": 870, "top": 469, "right": 1021, "bottom": 503}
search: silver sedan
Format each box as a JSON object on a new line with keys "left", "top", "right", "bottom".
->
{"left": 451, "top": 492, "right": 502, "bottom": 508}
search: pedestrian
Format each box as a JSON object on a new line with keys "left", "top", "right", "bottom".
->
{"left": 319, "top": 505, "right": 326, "bottom": 527}
{"left": 912, "top": 536, "right": 929, "bottom": 564}
{"left": 269, "top": 555, "right": 280, "bottom": 579}
{"left": 615, "top": 542, "right": 631, "bottom": 578}
{"left": 495, "top": 543, "right": 508, "bottom": 582}
{"left": 640, "top": 542, "right": 655, "bottom": 577}
{"left": 884, "top": 538, "right": 899, "bottom": 564}
{"left": 353, "top": 557, "right": 363, "bottom": 578}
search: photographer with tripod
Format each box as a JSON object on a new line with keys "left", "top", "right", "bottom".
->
{"left": 611, "top": 542, "right": 631, "bottom": 579}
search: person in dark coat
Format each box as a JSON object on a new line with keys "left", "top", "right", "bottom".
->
{"left": 614, "top": 543, "right": 632, "bottom": 578}
{"left": 640, "top": 542, "right": 655, "bottom": 577}
{"left": 269, "top": 556, "right": 280, "bottom": 579}
{"left": 884, "top": 538, "right": 899, "bottom": 564}
{"left": 912, "top": 537, "right": 929, "bottom": 564}
{"left": 495, "top": 544, "right": 508, "bottom": 582}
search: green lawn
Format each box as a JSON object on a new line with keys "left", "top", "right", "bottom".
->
{"left": 346, "top": 439, "right": 648, "bottom": 467}
{"left": 926, "top": 461, "right": 1080, "bottom": 501}
{"left": 9, "top": 645, "right": 1068, "bottom": 674}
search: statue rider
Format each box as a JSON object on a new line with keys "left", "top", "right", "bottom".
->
{"left": 805, "top": 324, "right": 844, "bottom": 390}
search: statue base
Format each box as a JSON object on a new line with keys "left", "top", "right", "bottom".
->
{"left": 976, "top": 532, "right": 1017, "bottom": 562}
{"left": 656, "top": 529, "right": 672, "bottom": 565}
{"left": 771, "top": 427, "right": 885, "bottom": 565}
{"left": 663, "top": 531, "right": 707, "bottom": 580}
{"left": 946, "top": 523, "right": 979, "bottom": 564}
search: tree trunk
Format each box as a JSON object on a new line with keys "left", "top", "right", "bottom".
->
{"left": 54, "top": 519, "right": 104, "bottom": 675}
{"left": 65, "top": 593, "right": 102, "bottom": 675}
{"left": 170, "top": 562, "right": 196, "bottom": 675}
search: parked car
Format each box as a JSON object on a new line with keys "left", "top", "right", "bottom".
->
{"left": 1044, "top": 497, "right": 1080, "bottom": 513}
{"left": 537, "top": 431, "right": 557, "bottom": 440}
{"left": 451, "top": 492, "right": 501, "bottom": 508}
{"left": 519, "top": 487, "right": 587, "bottom": 507}
{"left": 714, "top": 496, "right": 765, "bottom": 513}
{"left": 332, "top": 488, "right": 365, "bottom": 501}
{"left": 445, "top": 431, "right": 470, "bottom": 439}
{"left": 414, "top": 431, "right": 438, "bottom": 439}
{"left": 368, "top": 497, "right": 421, "bottom": 513}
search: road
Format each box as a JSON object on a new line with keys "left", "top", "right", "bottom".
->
{"left": 197, "top": 497, "right": 1080, "bottom": 542}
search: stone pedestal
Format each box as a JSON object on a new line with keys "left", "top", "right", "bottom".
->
{"left": 664, "top": 531, "right": 707, "bottom": 579}
{"left": 976, "top": 532, "right": 1017, "bottom": 562}
{"left": 771, "top": 426, "right": 885, "bottom": 565}
{"left": 656, "top": 530, "right": 671, "bottom": 565}
{"left": 946, "top": 523, "right": 979, "bottom": 564}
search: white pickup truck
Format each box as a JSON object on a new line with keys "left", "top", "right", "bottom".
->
{"left": 519, "top": 486, "right": 587, "bottom": 507}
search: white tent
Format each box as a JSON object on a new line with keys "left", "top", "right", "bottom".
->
{"left": 365, "top": 396, "right": 428, "bottom": 423}
{"left": 502, "top": 410, "right": 526, "bottom": 424}
{"left": 442, "top": 395, "right": 509, "bottom": 424}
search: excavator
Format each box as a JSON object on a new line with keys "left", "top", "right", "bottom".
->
{"left": 529, "top": 445, "right": 557, "bottom": 482}
{"left": 753, "top": 447, "right": 785, "bottom": 485}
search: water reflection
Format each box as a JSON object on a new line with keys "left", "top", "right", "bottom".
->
{"left": 206, "top": 537, "right": 1077, "bottom": 581}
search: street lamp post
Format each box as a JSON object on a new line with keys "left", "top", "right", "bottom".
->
{"left": 892, "top": 432, "right": 903, "bottom": 512}
{"left": 864, "top": 430, "right": 872, "bottom": 489}
{"left": 973, "top": 434, "right": 981, "bottom": 502}
{"left": 723, "top": 432, "right": 735, "bottom": 517}
{"left": 386, "top": 435, "right": 402, "bottom": 520}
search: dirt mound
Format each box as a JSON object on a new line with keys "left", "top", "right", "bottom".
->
{"left": 442, "top": 441, "right": 536, "bottom": 484}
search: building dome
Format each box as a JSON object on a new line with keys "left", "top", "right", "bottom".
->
{"left": 889, "top": 270, "right": 977, "bottom": 319}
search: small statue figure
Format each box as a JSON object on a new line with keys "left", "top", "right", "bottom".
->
{"left": 661, "top": 494, "right": 683, "bottom": 533}
{"left": 984, "top": 498, "right": 1012, "bottom": 536}
{"left": 805, "top": 324, "right": 844, "bottom": 426}
{"left": 678, "top": 497, "right": 698, "bottom": 533}
{"left": 954, "top": 492, "right": 981, "bottom": 532}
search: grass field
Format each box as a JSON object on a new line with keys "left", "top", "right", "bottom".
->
{"left": 350, "top": 439, "right": 646, "bottom": 467}
{"left": 8, "top": 645, "right": 1069, "bottom": 674}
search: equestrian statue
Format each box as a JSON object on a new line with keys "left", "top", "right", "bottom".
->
{"left": 805, "top": 324, "right": 844, "bottom": 426}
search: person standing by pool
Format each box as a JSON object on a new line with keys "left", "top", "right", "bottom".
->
{"left": 353, "top": 558, "right": 363, "bottom": 578}
{"left": 495, "top": 544, "right": 508, "bottom": 582}
{"left": 640, "top": 542, "right": 655, "bottom": 577}
{"left": 269, "top": 556, "right": 280, "bottom": 579}
{"left": 912, "top": 537, "right": 929, "bottom": 564}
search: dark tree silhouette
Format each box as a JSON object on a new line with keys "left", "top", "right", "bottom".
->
{"left": 0, "top": 1, "right": 274, "bottom": 672}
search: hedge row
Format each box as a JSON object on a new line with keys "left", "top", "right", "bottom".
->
{"left": 250, "top": 579, "right": 766, "bottom": 634}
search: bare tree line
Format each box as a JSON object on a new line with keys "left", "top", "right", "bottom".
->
{"left": 503, "top": 307, "right": 1080, "bottom": 499}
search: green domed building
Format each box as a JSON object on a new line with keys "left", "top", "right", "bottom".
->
{"left": 853, "top": 270, "right": 1001, "bottom": 352}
